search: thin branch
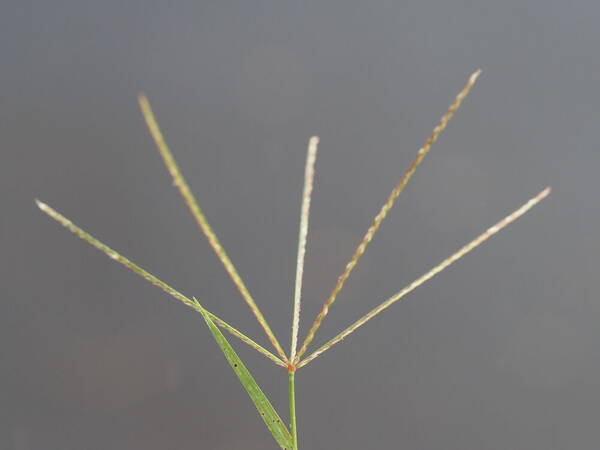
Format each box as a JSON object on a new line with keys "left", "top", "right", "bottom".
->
{"left": 36, "top": 200, "right": 287, "bottom": 368}
{"left": 290, "top": 137, "right": 319, "bottom": 362}
{"left": 297, "top": 187, "right": 550, "bottom": 368}
{"left": 294, "top": 70, "right": 482, "bottom": 363}
{"left": 138, "top": 94, "right": 288, "bottom": 363}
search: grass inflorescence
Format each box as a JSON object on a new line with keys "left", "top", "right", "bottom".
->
{"left": 38, "top": 70, "right": 549, "bottom": 449}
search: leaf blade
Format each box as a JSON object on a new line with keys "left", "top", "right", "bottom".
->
{"left": 198, "top": 304, "right": 293, "bottom": 450}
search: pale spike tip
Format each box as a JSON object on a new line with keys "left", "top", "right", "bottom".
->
{"left": 35, "top": 199, "right": 49, "bottom": 212}
{"left": 470, "top": 69, "right": 482, "bottom": 84}
{"left": 531, "top": 186, "right": 551, "bottom": 203}
{"left": 138, "top": 93, "right": 151, "bottom": 112}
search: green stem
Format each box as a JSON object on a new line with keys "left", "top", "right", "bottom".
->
{"left": 288, "top": 371, "right": 298, "bottom": 450}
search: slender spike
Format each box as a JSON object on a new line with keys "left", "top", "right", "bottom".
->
{"left": 294, "top": 70, "right": 482, "bottom": 363}
{"left": 36, "top": 200, "right": 286, "bottom": 368}
{"left": 290, "top": 137, "right": 319, "bottom": 362}
{"left": 138, "top": 94, "right": 288, "bottom": 363}
{"left": 297, "top": 187, "right": 550, "bottom": 368}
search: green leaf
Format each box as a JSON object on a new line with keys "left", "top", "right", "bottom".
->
{"left": 198, "top": 306, "right": 293, "bottom": 450}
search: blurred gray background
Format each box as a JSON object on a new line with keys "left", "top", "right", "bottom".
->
{"left": 2, "top": 1, "right": 599, "bottom": 449}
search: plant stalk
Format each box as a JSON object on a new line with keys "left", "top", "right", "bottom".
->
{"left": 289, "top": 370, "right": 298, "bottom": 450}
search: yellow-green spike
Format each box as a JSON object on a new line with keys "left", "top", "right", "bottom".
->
{"left": 138, "top": 94, "right": 288, "bottom": 363}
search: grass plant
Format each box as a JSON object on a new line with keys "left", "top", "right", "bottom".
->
{"left": 37, "top": 71, "right": 549, "bottom": 449}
